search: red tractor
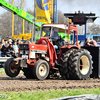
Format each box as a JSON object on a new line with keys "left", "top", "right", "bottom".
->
{"left": 5, "top": 23, "right": 96, "bottom": 80}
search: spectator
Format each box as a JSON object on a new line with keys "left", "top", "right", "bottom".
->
{"left": 7, "top": 44, "right": 15, "bottom": 57}
{"left": 1, "top": 43, "right": 9, "bottom": 57}
{"left": 1, "top": 39, "right": 5, "bottom": 47}
{"left": 17, "top": 39, "right": 20, "bottom": 48}
{"left": 13, "top": 41, "right": 18, "bottom": 57}
{"left": 8, "top": 44, "right": 15, "bottom": 53}
{"left": 8, "top": 39, "right": 12, "bottom": 45}
{"left": 84, "top": 37, "right": 97, "bottom": 47}
{"left": 0, "top": 44, "right": 2, "bottom": 51}
{"left": 24, "top": 40, "right": 28, "bottom": 43}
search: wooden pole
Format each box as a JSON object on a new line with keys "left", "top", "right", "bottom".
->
{"left": 23, "top": 0, "right": 25, "bottom": 35}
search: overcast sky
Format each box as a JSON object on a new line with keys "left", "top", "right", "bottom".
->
{"left": 0, "top": 0, "right": 100, "bottom": 25}
{"left": 58, "top": 0, "right": 100, "bottom": 25}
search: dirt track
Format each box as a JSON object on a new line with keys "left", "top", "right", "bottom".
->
{"left": 0, "top": 73, "right": 100, "bottom": 92}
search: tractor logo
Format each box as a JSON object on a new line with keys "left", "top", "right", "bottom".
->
{"left": 37, "top": 0, "right": 49, "bottom": 11}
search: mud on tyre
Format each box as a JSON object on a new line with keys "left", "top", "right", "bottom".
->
{"left": 68, "top": 49, "right": 93, "bottom": 80}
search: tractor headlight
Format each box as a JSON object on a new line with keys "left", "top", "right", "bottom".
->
{"left": 25, "top": 50, "right": 29, "bottom": 55}
{"left": 30, "top": 50, "right": 35, "bottom": 58}
{"left": 20, "top": 50, "right": 24, "bottom": 54}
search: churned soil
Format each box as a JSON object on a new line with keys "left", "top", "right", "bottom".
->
{"left": 0, "top": 73, "right": 100, "bottom": 92}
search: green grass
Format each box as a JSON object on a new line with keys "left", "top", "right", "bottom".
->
{"left": 0, "top": 68, "right": 23, "bottom": 74}
{"left": 0, "top": 88, "right": 100, "bottom": 100}
{"left": 0, "top": 68, "right": 5, "bottom": 74}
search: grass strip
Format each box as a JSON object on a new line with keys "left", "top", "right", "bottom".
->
{"left": 0, "top": 88, "right": 99, "bottom": 100}
{"left": 0, "top": 68, "right": 23, "bottom": 74}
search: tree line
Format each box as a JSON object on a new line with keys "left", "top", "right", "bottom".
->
{"left": 0, "top": 0, "right": 100, "bottom": 38}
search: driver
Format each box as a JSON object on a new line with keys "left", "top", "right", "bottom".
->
{"left": 56, "top": 36, "right": 64, "bottom": 49}
{"left": 51, "top": 28, "right": 59, "bottom": 40}
{"left": 53, "top": 35, "right": 64, "bottom": 50}
{"left": 50, "top": 28, "right": 65, "bottom": 50}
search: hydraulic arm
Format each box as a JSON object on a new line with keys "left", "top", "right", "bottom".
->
{"left": 0, "top": 0, "right": 43, "bottom": 27}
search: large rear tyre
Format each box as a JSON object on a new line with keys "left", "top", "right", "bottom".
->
{"left": 68, "top": 49, "right": 93, "bottom": 80}
{"left": 33, "top": 60, "right": 49, "bottom": 80}
{"left": 59, "top": 49, "right": 76, "bottom": 79}
{"left": 22, "top": 67, "right": 34, "bottom": 79}
{"left": 5, "top": 58, "right": 20, "bottom": 77}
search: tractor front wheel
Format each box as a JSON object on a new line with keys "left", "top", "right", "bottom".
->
{"left": 33, "top": 60, "right": 49, "bottom": 80}
{"left": 5, "top": 58, "right": 20, "bottom": 77}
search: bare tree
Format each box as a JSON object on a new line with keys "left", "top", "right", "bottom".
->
{"left": 14, "top": 0, "right": 26, "bottom": 35}
{"left": 0, "top": 0, "right": 29, "bottom": 38}
{"left": 24, "top": 9, "right": 34, "bottom": 33}
{"left": 89, "top": 23, "right": 100, "bottom": 34}
{"left": 58, "top": 10, "right": 65, "bottom": 23}
{"left": 0, "top": 12, "right": 12, "bottom": 38}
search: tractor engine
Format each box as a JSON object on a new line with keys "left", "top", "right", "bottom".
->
{"left": 19, "top": 44, "right": 29, "bottom": 59}
{"left": 18, "top": 43, "right": 48, "bottom": 67}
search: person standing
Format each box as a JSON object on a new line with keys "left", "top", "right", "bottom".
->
{"left": 1, "top": 39, "right": 5, "bottom": 47}
{"left": 84, "top": 38, "right": 97, "bottom": 47}
{"left": 7, "top": 44, "right": 15, "bottom": 57}
{"left": 17, "top": 39, "right": 20, "bottom": 48}
{"left": 8, "top": 44, "right": 14, "bottom": 53}
{"left": 1, "top": 43, "right": 9, "bottom": 57}
{"left": 13, "top": 41, "right": 18, "bottom": 57}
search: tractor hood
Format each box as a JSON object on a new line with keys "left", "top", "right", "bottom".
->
{"left": 29, "top": 43, "right": 47, "bottom": 54}
{"left": 19, "top": 43, "right": 47, "bottom": 53}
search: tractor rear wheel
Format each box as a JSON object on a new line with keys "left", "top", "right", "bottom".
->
{"left": 59, "top": 49, "right": 76, "bottom": 79}
{"left": 68, "top": 49, "right": 93, "bottom": 80}
{"left": 33, "top": 60, "right": 49, "bottom": 80}
{"left": 22, "top": 67, "right": 34, "bottom": 79}
{"left": 5, "top": 58, "right": 20, "bottom": 77}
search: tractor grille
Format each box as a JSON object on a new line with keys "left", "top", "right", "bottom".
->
{"left": 19, "top": 44, "right": 29, "bottom": 58}
{"left": 19, "top": 44, "right": 29, "bottom": 50}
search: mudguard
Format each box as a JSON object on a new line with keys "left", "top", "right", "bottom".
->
{"left": 82, "top": 46, "right": 100, "bottom": 78}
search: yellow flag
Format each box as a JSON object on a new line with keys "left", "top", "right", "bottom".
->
{"left": 35, "top": 0, "right": 51, "bottom": 23}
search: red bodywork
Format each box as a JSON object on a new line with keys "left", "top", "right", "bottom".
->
{"left": 26, "top": 24, "right": 80, "bottom": 68}
{"left": 27, "top": 43, "right": 47, "bottom": 66}
{"left": 26, "top": 37, "right": 57, "bottom": 68}
{"left": 37, "top": 37, "right": 57, "bottom": 67}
